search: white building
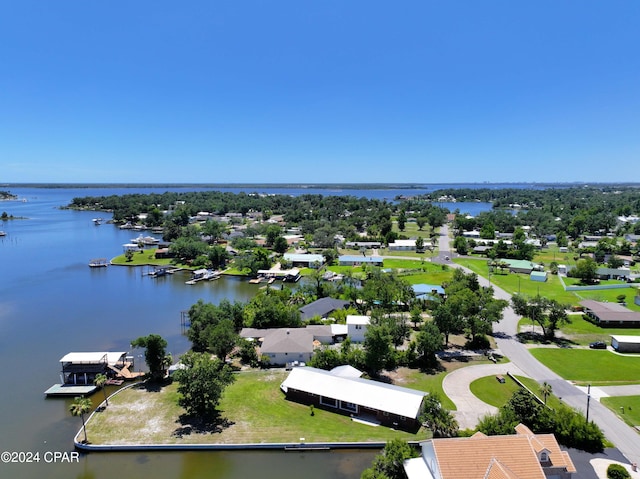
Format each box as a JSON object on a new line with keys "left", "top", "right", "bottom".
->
{"left": 347, "top": 315, "right": 370, "bottom": 342}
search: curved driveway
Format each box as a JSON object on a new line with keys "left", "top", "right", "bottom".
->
{"left": 442, "top": 363, "right": 526, "bottom": 430}
{"left": 435, "top": 224, "right": 640, "bottom": 465}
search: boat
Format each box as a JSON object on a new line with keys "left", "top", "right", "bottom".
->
{"left": 92, "top": 218, "right": 103, "bottom": 225}
{"left": 0, "top": 231, "right": 6, "bottom": 237}
{"left": 88, "top": 258, "right": 109, "bottom": 268}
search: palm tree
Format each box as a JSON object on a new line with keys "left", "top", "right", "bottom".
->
{"left": 540, "top": 381, "right": 553, "bottom": 405}
{"left": 94, "top": 373, "right": 108, "bottom": 406}
{"left": 69, "top": 396, "right": 92, "bottom": 444}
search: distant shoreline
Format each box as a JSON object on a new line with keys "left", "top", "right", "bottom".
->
{"left": 4, "top": 182, "right": 640, "bottom": 190}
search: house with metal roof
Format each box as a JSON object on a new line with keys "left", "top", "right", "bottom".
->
{"left": 388, "top": 239, "right": 417, "bottom": 251}
{"left": 283, "top": 253, "right": 324, "bottom": 268}
{"left": 412, "top": 284, "right": 445, "bottom": 301}
{"left": 280, "top": 366, "right": 426, "bottom": 430}
{"left": 611, "top": 335, "right": 640, "bottom": 353}
{"left": 580, "top": 300, "right": 640, "bottom": 327}
{"left": 404, "top": 424, "right": 576, "bottom": 479}
{"left": 299, "top": 297, "right": 350, "bottom": 321}
{"left": 338, "top": 255, "right": 384, "bottom": 266}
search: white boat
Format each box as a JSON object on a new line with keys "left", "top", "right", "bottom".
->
{"left": 92, "top": 218, "right": 102, "bottom": 225}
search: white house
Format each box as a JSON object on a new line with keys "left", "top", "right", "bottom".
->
{"left": 388, "top": 239, "right": 416, "bottom": 251}
{"left": 347, "top": 315, "right": 370, "bottom": 342}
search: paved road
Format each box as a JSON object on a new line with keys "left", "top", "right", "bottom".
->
{"left": 435, "top": 224, "right": 640, "bottom": 466}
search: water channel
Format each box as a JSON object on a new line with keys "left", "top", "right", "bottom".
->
{"left": 0, "top": 186, "right": 494, "bottom": 479}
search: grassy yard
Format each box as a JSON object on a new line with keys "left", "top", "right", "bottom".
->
{"left": 528, "top": 348, "right": 640, "bottom": 386}
{"left": 111, "top": 248, "right": 176, "bottom": 266}
{"left": 85, "top": 371, "right": 429, "bottom": 445}
{"left": 469, "top": 375, "right": 563, "bottom": 409}
{"left": 454, "top": 258, "right": 577, "bottom": 304}
{"left": 600, "top": 396, "right": 640, "bottom": 429}
{"left": 574, "top": 288, "right": 640, "bottom": 312}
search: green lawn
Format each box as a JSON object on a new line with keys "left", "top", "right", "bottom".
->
{"left": 86, "top": 371, "right": 429, "bottom": 445}
{"left": 397, "top": 368, "right": 455, "bottom": 410}
{"left": 575, "top": 288, "right": 640, "bottom": 312}
{"left": 111, "top": 248, "right": 176, "bottom": 266}
{"left": 469, "top": 375, "right": 563, "bottom": 409}
{"left": 600, "top": 396, "right": 640, "bottom": 429}
{"left": 528, "top": 348, "right": 640, "bottom": 386}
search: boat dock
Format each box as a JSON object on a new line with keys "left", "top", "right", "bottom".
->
{"left": 44, "top": 384, "right": 97, "bottom": 397}
{"left": 185, "top": 269, "right": 220, "bottom": 284}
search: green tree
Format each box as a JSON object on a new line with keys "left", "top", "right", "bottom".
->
{"left": 415, "top": 322, "right": 443, "bottom": 369}
{"left": 397, "top": 210, "right": 406, "bottom": 232}
{"left": 419, "top": 392, "right": 458, "bottom": 437}
{"left": 94, "top": 373, "right": 109, "bottom": 406}
{"left": 363, "top": 324, "right": 393, "bottom": 376}
{"left": 273, "top": 235, "right": 288, "bottom": 254}
{"left": 511, "top": 294, "right": 570, "bottom": 340}
{"left": 173, "top": 351, "right": 235, "bottom": 420}
{"left": 124, "top": 249, "right": 134, "bottom": 262}
{"left": 361, "top": 439, "right": 419, "bottom": 479}
{"left": 415, "top": 236, "right": 425, "bottom": 253}
{"left": 572, "top": 257, "right": 598, "bottom": 284}
{"left": 131, "top": 334, "right": 170, "bottom": 381}
{"left": 453, "top": 235, "right": 468, "bottom": 255}
{"left": 206, "top": 319, "right": 238, "bottom": 361}
{"left": 69, "top": 396, "right": 92, "bottom": 443}
{"left": 539, "top": 381, "right": 552, "bottom": 405}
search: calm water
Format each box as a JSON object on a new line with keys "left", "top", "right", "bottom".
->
{"left": 0, "top": 186, "right": 494, "bottom": 479}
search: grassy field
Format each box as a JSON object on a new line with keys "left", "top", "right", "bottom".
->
{"left": 111, "top": 248, "right": 176, "bottom": 266}
{"left": 469, "top": 375, "right": 563, "bottom": 409}
{"left": 600, "top": 396, "right": 640, "bottom": 429}
{"left": 528, "top": 348, "right": 640, "bottom": 386}
{"left": 574, "top": 288, "right": 640, "bottom": 312}
{"left": 85, "top": 371, "right": 430, "bottom": 445}
{"left": 454, "top": 258, "right": 578, "bottom": 304}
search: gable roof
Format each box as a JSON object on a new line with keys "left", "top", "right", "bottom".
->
{"left": 299, "top": 297, "right": 350, "bottom": 320}
{"left": 280, "top": 366, "right": 426, "bottom": 419}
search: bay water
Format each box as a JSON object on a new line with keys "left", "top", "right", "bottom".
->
{"left": 0, "top": 185, "right": 492, "bottom": 479}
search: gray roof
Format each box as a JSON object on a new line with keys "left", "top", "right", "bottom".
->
{"left": 581, "top": 300, "right": 640, "bottom": 323}
{"left": 261, "top": 329, "right": 314, "bottom": 354}
{"left": 299, "top": 297, "right": 350, "bottom": 320}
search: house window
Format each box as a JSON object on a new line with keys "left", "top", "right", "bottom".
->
{"left": 355, "top": 325, "right": 362, "bottom": 330}
{"left": 320, "top": 396, "right": 337, "bottom": 408}
{"left": 340, "top": 401, "right": 358, "bottom": 413}
{"left": 540, "top": 452, "right": 548, "bottom": 462}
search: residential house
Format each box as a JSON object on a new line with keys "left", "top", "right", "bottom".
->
{"left": 580, "top": 300, "right": 640, "bottom": 327}
{"left": 283, "top": 253, "right": 324, "bottom": 268}
{"left": 280, "top": 366, "right": 426, "bottom": 430}
{"left": 388, "top": 239, "right": 417, "bottom": 251}
{"left": 347, "top": 315, "right": 370, "bottom": 342}
{"left": 299, "top": 297, "right": 351, "bottom": 321}
{"left": 339, "top": 255, "right": 384, "bottom": 267}
{"left": 404, "top": 424, "right": 576, "bottom": 479}
{"left": 59, "top": 352, "right": 128, "bottom": 386}
{"left": 345, "top": 241, "right": 382, "bottom": 249}
{"left": 412, "top": 284, "right": 446, "bottom": 301}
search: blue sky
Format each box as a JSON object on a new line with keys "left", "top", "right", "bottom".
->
{"left": 1, "top": 1, "right": 639, "bottom": 184}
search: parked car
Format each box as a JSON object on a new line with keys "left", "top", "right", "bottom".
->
{"left": 589, "top": 341, "right": 607, "bottom": 349}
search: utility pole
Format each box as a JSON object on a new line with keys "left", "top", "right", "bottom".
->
{"left": 586, "top": 384, "right": 591, "bottom": 423}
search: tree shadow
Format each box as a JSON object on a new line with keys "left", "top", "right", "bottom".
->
{"left": 132, "top": 380, "right": 170, "bottom": 393}
{"left": 516, "top": 331, "right": 577, "bottom": 348}
{"left": 172, "top": 414, "right": 235, "bottom": 438}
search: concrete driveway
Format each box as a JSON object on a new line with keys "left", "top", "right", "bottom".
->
{"left": 442, "top": 362, "right": 527, "bottom": 430}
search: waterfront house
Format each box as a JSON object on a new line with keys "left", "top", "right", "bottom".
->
{"left": 283, "top": 253, "right": 325, "bottom": 268}
{"left": 338, "top": 255, "right": 384, "bottom": 267}
{"left": 404, "top": 424, "right": 576, "bottom": 479}
{"left": 299, "top": 297, "right": 351, "bottom": 321}
{"left": 280, "top": 366, "right": 426, "bottom": 431}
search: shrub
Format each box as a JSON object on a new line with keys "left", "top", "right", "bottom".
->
{"left": 607, "top": 463, "right": 630, "bottom": 479}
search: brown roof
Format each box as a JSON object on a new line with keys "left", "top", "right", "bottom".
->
{"left": 432, "top": 424, "right": 575, "bottom": 479}
{"left": 580, "top": 300, "right": 640, "bottom": 323}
